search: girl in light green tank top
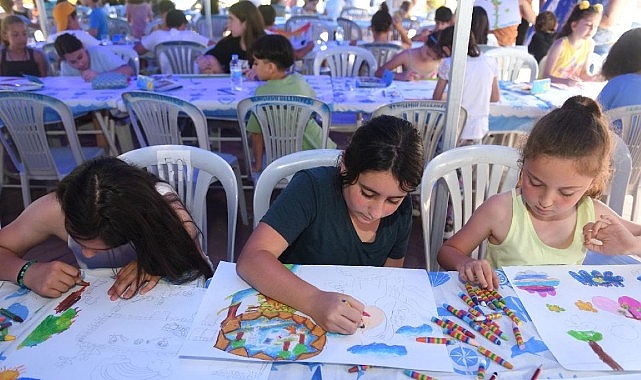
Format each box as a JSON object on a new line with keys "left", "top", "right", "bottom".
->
{"left": 437, "top": 95, "right": 641, "bottom": 291}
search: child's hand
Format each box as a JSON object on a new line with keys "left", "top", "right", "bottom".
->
{"left": 457, "top": 259, "right": 498, "bottom": 290}
{"left": 108, "top": 261, "right": 161, "bottom": 301}
{"left": 584, "top": 215, "right": 641, "bottom": 255}
{"left": 22, "top": 261, "right": 81, "bottom": 298}
{"left": 397, "top": 70, "right": 420, "bottom": 81}
{"left": 308, "top": 291, "right": 365, "bottom": 334}
{"left": 195, "top": 55, "right": 219, "bottom": 74}
{"left": 245, "top": 68, "right": 258, "bottom": 81}
{"left": 80, "top": 69, "right": 98, "bottom": 82}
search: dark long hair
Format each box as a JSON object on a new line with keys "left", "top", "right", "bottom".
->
{"left": 557, "top": 3, "right": 601, "bottom": 39}
{"left": 57, "top": 157, "right": 213, "bottom": 285}
{"left": 341, "top": 115, "right": 425, "bottom": 193}
{"left": 229, "top": 0, "right": 265, "bottom": 53}
{"left": 601, "top": 28, "right": 641, "bottom": 80}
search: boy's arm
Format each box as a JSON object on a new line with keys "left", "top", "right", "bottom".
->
{"left": 236, "top": 223, "right": 365, "bottom": 334}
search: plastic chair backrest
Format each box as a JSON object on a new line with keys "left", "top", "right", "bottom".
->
{"left": 122, "top": 91, "right": 210, "bottom": 150}
{"left": 154, "top": 40, "right": 206, "bottom": 74}
{"left": 339, "top": 7, "right": 370, "bottom": 20}
{"left": 606, "top": 134, "right": 632, "bottom": 216}
{"left": 0, "top": 91, "right": 104, "bottom": 207}
{"left": 100, "top": 45, "right": 140, "bottom": 75}
{"left": 482, "top": 130, "right": 529, "bottom": 148}
{"left": 337, "top": 17, "right": 363, "bottom": 40}
{"left": 485, "top": 47, "right": 539, "bottom": 82}
{"left": 420, "top": 145, "right": 521, "bottom": 271}
{"left": 107, "top": 17, "right": 132, "bottom": 38}
{"left": 312, "top": 45, "right": 378, "bottom": 76}
{"left": 194, "top": 14, "right": 228, "bottom": 40}
{"left": 119, "top": 144, "right": 238, "bottom": 261}
{"left": 253, "top": 149, "right": 341, "bottom": 227}
{"left": 237, "top": 95, "right": 332, "bottom": 168}
{"left": 286, "top": 16, "right": 333, "bottom": 43}
{"left": 361, "top": 42, "right": 403, "bottom": 69}
{"left": 285, "top": 15, "right": 321, "bottom": 32}
{"left": 371, "top": 100, "right": 468, "bottom": 161}
{"left": 42, "top": 42, "right": 60, "bottom": 76}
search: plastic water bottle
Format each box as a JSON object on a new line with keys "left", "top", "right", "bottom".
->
{"left": 230, "top": 54, "right": 243, "bottom": 92}
{"left": 335, "top": 26, "right": 344, "bottom": 45}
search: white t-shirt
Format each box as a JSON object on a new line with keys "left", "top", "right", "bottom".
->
{"left": 47, "top": 30, "right": 101, "bottom": 47}
{"left": 141, "top": 28, "right": 209, "bottom": 52}
{"left": 437, "top": 53, "right": 499, "bottom": 140}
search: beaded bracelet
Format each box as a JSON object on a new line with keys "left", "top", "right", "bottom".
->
{"left": 16, "top": 260, "right": 36, "bottom": 289}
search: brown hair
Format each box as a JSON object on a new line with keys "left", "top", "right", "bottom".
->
{"left": 521, "top": 95, "right": 612, "bottom": 197}
{"left": 1, "top": 15, "right": 26, "bottom": 46}
{"left": 228, "top": 1, "right": 265, "bottom": 54}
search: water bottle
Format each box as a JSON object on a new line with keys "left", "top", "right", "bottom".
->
{"left": 335, "top": 26, "right": 344, "bottom": 45}
{"left": 230, "top": 54, "right": 243, "bottom": 92}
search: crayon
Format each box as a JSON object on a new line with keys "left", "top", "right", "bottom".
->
{"left": 465, "top": 282, "right": 480, "bottom": 305}
{"left": 530, "top": 365, "right": 542, "bottom": 380}
{"left": 416, "top": 336, "right": 455, "bottom": 345}
{"left": 0, "top": 308, "right": 23, "bottom": 323}
{"left": 512, "top": 322, "right": 525, "bottom": 349}
{"left": 489, "top": 372, "right": 498, "bottom": 380}
{"left": 478, "top": 346, "right": 514, "bottom": 369}
{"left": 471, "top": 322, "right": 502, "bottom": 345}
{"left": 403, "top": 369, "right": 436, "bottom": 380}
{"left": 477, "top": 358, "right": 487, "bottom": 380}
{"left": 474, "top": 313, "right": 502, "bottom": 322}
{"left": 347, "top": 365, "right": 372, "bottom": 373}
{"left": 443, "top": 328, "right": 479, "bottom": 346}
{"left": 431, "top": 316, "right": 476, "bottom": 338}
{"left": 458, "top": 291, "right": 476, "bottom": 308}
{"left": 501, "top": 305, "right": 522, "bottom": 326}
{"left": 0, "top": 334, "right": 16, "bottom": 341}
{"left": 0, "top": 321, "right": 12, "bottom": 330}
{"left": 478, "top": 320, "right": 509, "bottom": 341}
{"left": 444, "top": 303, "right": 476, "bottom": 325}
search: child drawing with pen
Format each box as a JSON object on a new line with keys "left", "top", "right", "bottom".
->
{"left": 236, "top": 115, "right": 425, "bottom": 334}
{"left": 438, "top": 96, "right": 641, "bottom": 290}
{"left": 0, "top": 157, "right": 213, "bottom": 301}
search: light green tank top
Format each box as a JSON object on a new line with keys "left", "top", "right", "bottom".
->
{"left": 486, "top": 189, "right": 595, "bottom": 268}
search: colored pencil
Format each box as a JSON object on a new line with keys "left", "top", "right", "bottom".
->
{"left": 530, "top": 365, "right": 542, "bottom": 380}
{"left": 0, "top": 308, "right": 23, "bottom": 323}
{"left": 403, "top": 369, "right": 436, "bottom": 380}
{"left": 478, "top": 346, "right": 514, "bottom": 369}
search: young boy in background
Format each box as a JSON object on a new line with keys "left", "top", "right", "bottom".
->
{"left": 246, "top": 34, "right": 336, "bottom": 172}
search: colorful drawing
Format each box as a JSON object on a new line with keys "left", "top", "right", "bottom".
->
{"left": 0, "top": 365, "right": 29, "bottom": 380}
{"left": 546, "top": 304, "right": 565, "bottom": 312}
{"left": 509, "top": 271, "right": 559, "bottom": 296}
{"left": 575, "top": 300, "right": 597, "bottom": 312}
{"left": 215, "top": 295, "right": 326, "bottom": 361}
{"left": 592, "top": 295, "right": 641, "bottom": 320}
{"left": 428, "top": 272, "right": 450, "bottom": 287}
{"left": 567, "top": 330, "right": 624, "bottom": 371}
{"left": 54, "top": 285, "right": 87, "bottom": 313}
{"left": 18, "top": 308, "right": 78, "bottom": 349}
{"left": 568, "top": 270, "right": 625, "bottom": 287}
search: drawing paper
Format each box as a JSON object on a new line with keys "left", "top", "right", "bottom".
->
{"left": 0, "top": 273, "right": 270, "bottom": 379}
{"left": 503, "top": 265, "right": 641, "bottom": 371}
{"left": 180, "top": 262, "right": 453, "bottom": 372}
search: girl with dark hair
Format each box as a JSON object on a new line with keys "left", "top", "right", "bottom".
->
{"left": 197, "top": 0, "right": 265, "bottom": 74}
{"left": 439, "top": 96, "right": 641, "bottom": 290}
{"left": 542, "top": 1, "right": 602, "bottom": 86}
{"left": 0, "top": 157, "right": 213, "bottom": 300}
{"left": 0, "top": 15, "right": 47, "bottom": 76}
{"left": 371, "top": 2, "right": 411, "bottom": 47}
{"left": 596, "top": 28, "right": 641, "bottom": 111}
{"left": 374, "top": 28, "right": 443, "bottom": 80}
{"left": 528, "top": 11, "right": 557, "bottom": 62}
{"left": 236, "top": 115, "right": 425, "bottom": 335}
{"left": 471, "top": 6, "right": 498, "bottom": 47}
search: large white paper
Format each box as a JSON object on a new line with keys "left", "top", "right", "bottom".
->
{"left": 180, "top": 262, "right": 453, "bottom": 372}
{"left": 503, "top": 265, "right": 641, "bottom": 371}
{"left": 0, "top": 274, "right": 270, "bottom": 379}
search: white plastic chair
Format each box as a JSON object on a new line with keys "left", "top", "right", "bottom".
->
{"left": 605, "top": 134, "right": 632, "bottom": 216}
{"left": 312, "top": 46, "right": 378, "bottom": 77}
{"left": 339, "top": 7, "right": 370, "bottom": 21}
{"left": 485, "top": 47, "right": 539, "bottom": 82}
{"left": 361, "top": 42, "right": 403, "bottom": 69}
{"left": 106, "top": 17, "right": 132, "bottom": 39}
{"left": 606, "top": 104, "right": 641, "bottom": 220}
{"left": 119, "top": 145, "right": 238, "bottom": 262}
{"left": 337, "top": 17, "right": 363, "bottom": 40}
{"left": 236, "top": 95, "right": 332, "bottom": 171}
{"left": 194, "top": 14, "right": 228, "bottom": 40}
{"left": 371, "top": 100, "right": 468, "bottom": 161}
{"left": 420, "top": 145, "right": 521, "bottom": 271}
{"left": 253, "top": 149, "right": 342, "bottom": 227}
{"left": 0, "top": 92, "right": 105, "bottom": 208}
{"left": 121, "top": 91, "right": 248, "bottom": 226}
{"left": 154, "top": 40, "right": 206, "bottom": 74}
{"left": 482, "top": 130, "right": 529, "bottom": 148}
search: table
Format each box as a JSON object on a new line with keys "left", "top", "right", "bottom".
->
{"left": 1, "top": 264, "right": 640, "bottom": 379}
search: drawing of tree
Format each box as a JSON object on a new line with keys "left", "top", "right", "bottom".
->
{"left": 567, "top": 330, "right": 623, "bottom": 371}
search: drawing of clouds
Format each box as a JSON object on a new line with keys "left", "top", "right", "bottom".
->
{"left": 395, "top": 324, "right": 433, "bottom": 336}
{"left": 347, "top": 343, "right": 407, "bottom": 356}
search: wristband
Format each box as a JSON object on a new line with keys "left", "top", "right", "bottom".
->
{"left": 16, "top": 260, "right": 36, "bottom": 289}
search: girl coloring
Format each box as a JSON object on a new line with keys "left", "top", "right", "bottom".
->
{"left": 438, "top": 96, "right": 641, "bottom": 290}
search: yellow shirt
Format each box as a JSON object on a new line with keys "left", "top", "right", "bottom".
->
{"left": 486, "top": 189, "right": 595, "bottom": 268}
{"left": 549, "top": 37, "right": 592, "bottom": 79}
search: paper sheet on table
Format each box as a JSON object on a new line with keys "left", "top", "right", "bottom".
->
{"left": 180, "top": 262, "right": 453, "bottom": 373}
{"left": 0, "top": 274, "right": 270, "bottom": 379}
{"left": 503, "top": 264, "right": 641, "bottom": 371}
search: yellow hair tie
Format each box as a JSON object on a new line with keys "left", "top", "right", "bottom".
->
{"left": 594, "top": 3, "right": 603, "bottom": 12}
{"left": 578, "top": 0, "right": 590, "bottom": 10}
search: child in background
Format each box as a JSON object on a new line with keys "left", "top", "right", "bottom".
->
{"left": 80, "top": 0, "right": 109, "bottom": 41}
{"left": 245, "top": 34, "right": 336, "bottom": 172}
{"left": 392, "top": 1, "right": 412, "bottom": 25}
{"left": 0, "top": 15, "right": 47, "bottom": 76}
{"left": 542, "top": 1, "right": 602, "bottom": 86}
{"left": 596, "top": 28, "right": 641, "bottom": 111}
{"left": 438, "top": 96, "right": 641, "bottom": 290}
{"left": 432, "top": 25, "right": 499, "bottom": 145}
{"left": 370, "top": 3, "right": 411, "bottom": 48}
{"left": 528, "top": 11, "right": 557, "bottom": 63}
{"left": 236, "top": 115, "right": 425, "bottom": 334}
{"left": 55, "top": 33, "right": 133, "bottom": 81}
{"left": 374, "top": 30, "right": 443, "bottom": 81}
{"left": 125, "top": 0, "right": 153, "bottom": 40}
{"left": 413, "top": 5, "right": 452, "bottom": 42}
